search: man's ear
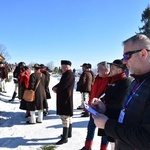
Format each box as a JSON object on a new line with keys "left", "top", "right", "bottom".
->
{"left": 141, "top": 49, "right": 148, "bottom": 59}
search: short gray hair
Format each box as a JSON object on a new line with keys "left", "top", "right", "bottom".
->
{"left": 97, "top": 61, "right": 110, "bottom": 70}
{"left": 123, "top": 34, "right": 150, "bottom": 50}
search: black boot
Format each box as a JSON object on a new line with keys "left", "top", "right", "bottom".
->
{"left": 60, "top": 124, "right": 72, "bottom": 138}
{"left": 56, "top": 127, "right": 69, "bottom": 145}
{"left": 25, "top": 110, "right": 31, "bottom": 118}
{"left": 9, "top": 92, "right": 17, "bottom": 101}
{"left": 68, "top": 124, "right": 72, "bottom": 138}
{"left": 81, "top": 110, "right": 89, "bottom": 117}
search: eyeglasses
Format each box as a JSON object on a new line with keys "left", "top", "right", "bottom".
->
{"left": 123, "top": 49, "right": 150, "bottom": 60}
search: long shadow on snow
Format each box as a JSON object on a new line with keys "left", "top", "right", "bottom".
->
{"left": 0, "top": 111, "right": 27, "bottom": 127}
{"left": 0, "top": 137, "right": 60, "bottom": 148}
{"left": 0, "top": 93, "right": 11, "bottom": 97}
{"left": 0, "top": 96, "right": 20, "bottom": 104}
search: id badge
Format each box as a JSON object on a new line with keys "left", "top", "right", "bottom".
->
{"left": 118, "top": 109, "right": 125, "bottom": 123}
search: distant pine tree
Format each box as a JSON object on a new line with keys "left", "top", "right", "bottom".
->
{"left": 138, "top": 4, "right": 150, "bottom": 38}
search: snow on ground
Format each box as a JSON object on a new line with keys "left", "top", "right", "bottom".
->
{"left": 0, "top": 73, "right": 111, "bottom": 150}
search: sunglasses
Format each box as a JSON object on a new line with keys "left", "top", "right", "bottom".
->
{"left": 123, "top": 49, "right": 150, "bottom": 60}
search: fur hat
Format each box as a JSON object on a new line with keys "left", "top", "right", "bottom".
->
{"left": 61, "top": 60, "right": 72, "bottom": 66}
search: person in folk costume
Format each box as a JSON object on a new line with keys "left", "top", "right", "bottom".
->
{"left": 52, "top": 60, "right": 75, "bottom": 145}
{"left": 19, "top": 66, "right": 31, "bottom": 117}
{"left": 26, "top": 64, "right": 48, "bottom": 124}
{"left": 40, "top": 64, "right": 51, "bottom": 116}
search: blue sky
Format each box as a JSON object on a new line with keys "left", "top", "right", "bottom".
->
{"left": 0, "top": 0, "right": 149, "bottom": 69}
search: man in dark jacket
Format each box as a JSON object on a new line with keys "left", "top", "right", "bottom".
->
{"left": 92, "top": 34, "right": 150, "bottom": 150}
{"left": 76, "top": 63, "right": 93, "bottom": 117}
{"left": 52, "top": 60, "right": 75, "bottom": 145}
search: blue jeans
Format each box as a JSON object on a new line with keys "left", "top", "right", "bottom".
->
{"left": 86, "top": 114, "right": 109, "bottom": 145}
{"left": 86, "top": 114, "right": 96, "bottom": 141}
{"left": 101, "top": 136, "right": 109, "bottom": 145}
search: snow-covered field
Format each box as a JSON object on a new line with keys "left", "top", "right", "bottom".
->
{"left": 0, "top": 73, "right": 112, "bottom": 150}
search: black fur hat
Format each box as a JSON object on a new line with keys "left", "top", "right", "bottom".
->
{"left": 61, "top": 60, "right": 72, "bottom": 66}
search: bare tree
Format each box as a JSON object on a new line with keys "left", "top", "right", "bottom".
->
{"left": 0, "top": 44, "right": 11, "bottom": 61}
{"left": 47, "top": 61, "right": 54, "bottom": 71}
{"left": 28, "top": 62, "right": 36, "bottom": 68}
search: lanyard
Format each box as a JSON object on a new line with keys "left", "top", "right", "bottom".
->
{"left": 124, "top": 79, "right": 147, "bottom": 108}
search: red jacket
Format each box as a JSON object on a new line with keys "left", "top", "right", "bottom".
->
{"left": 88, "top": 74, "right": 110, "bottom": 105}
{"left": 19, "top": 72, "right": 25, "bottom": 84}
{"left": 22, "top": 73, "right": 30, "bottom": 88}
{"left": 20, "top": 72, "right": 30, "bottom": 89}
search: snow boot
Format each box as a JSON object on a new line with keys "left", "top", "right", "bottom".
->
{"left": 9, "top": 92, "right": 17, "bottom": 101}
{"left": 60, "top": 124, "right": 72, "bottom": 138}
{"left": 68, "top": 124, "right": 72, "bottom": 138}
{"left": 81, "top": 111, "right": 89, "bottom": 117}
{"left": 56, "top": 127, "right": 69, "bottom": 145}
{"left": 25, "top": 110, "right": 31, "bottom": 118}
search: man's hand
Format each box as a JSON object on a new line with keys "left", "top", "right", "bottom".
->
{"left": 92, "top": 114, "right": 108, "bottom": 129}
{"left": 92, "top": 98, "right": 106, "bottom": 114}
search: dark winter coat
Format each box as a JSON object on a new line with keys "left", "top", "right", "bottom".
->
{"left": 76, "top": 70, "right": 93, "bottom": 93}
{"left": 0, "top": 67, "right": 8, "bottom": 79}
{"left": 98, "top": 73, "right": 131, "bottom": 142}
{"left": 18, "top": 71, "right": 25, "bottom": 99}
{"left": 105, "top": 72, "right": 150, "bottom": 150}
{"left": 89, "top": 70, "right": 95, "bottom": 83}
{"left": 42, "top": 70, "right": 51, "bottom": 99}
{"left": 27, "top": 73, "right": 47, "bottom": 111}
{"left": 13, "top": 66, "right": 20, "bottom": 79}
{"left": 53, "top": 70, "right": 75, "bottom": 116}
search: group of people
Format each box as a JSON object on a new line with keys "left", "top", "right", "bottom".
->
{"left": 79, "top": 59, "right": 132, "bottom": 150}
{"left": 78, "top": 34, "right": 150, "bottom": 150}
{"left": 4, "top": 33, "right": 150, "bottom": 149}
{"left": 52, "top": 34, "right": 150, "bottom": 150}
{"left": 10, "top": 62, "right": 51, "bottom": 122}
